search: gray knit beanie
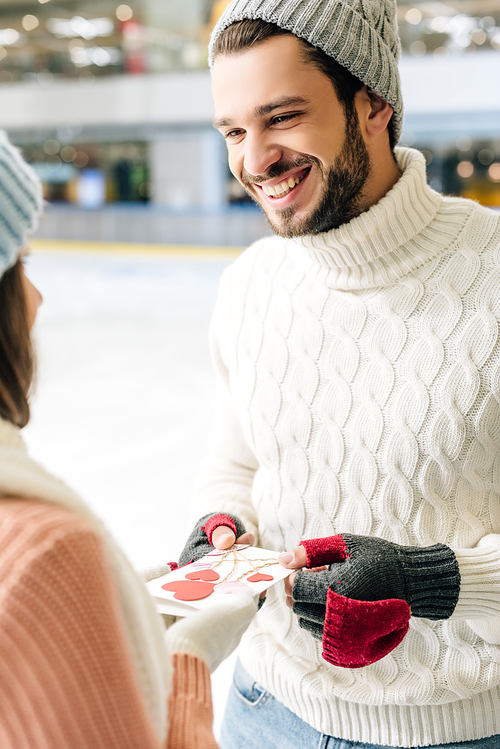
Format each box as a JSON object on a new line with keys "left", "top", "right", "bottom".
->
{"left": 0, "top": 130, "right": 43, "bottom": 278}
{"left": 209, "top": 0, "right": 403, "bottom": 143}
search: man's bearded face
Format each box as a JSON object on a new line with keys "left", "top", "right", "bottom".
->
{"left": 212, "top": 34, "right": 372, "bottom": 239}
{"left": 240, "top": 105, "right": 371, "bottom": 237}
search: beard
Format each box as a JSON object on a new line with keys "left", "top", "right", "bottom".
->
{"left": 241, "top": 105, "right": 371, "bottom": 238}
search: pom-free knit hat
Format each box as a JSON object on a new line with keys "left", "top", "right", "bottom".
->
{"left": 209, "top": 0, "right": 403, "bottom": 143}
{"left": 0, "top": 130, "right": 43, "bottom": 278}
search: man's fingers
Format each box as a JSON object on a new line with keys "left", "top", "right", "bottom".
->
{"left": 212, "top": 525, "right": 237, "bottom": 549}
{"left": 236, "top": 532, "right": 255, "bottom": 547}
{"left": 284, "top": 570, "right": 296, "bottom": 599}
{"left": 279, "top": 545, "right": 308, "bottom": 569}
{"left": 212, "top": 528, "right": 255, "bottom": 550}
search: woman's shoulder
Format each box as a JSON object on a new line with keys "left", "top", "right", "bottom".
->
{"left": 0, "top": 496, "right": 96, "bottom": 541}
{"left": 0, "top": 497, "right": 103, "bottom": 592}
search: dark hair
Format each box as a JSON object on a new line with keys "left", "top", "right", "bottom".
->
{"left": 0, "top": 258, "right": 34, "bottom": 427}
{"left": 212, "top": 19, "right": 395, "bottom": 150}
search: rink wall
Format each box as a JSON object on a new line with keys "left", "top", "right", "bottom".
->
{"left": 35, "top": 203, "right": 270, "bottom": 247}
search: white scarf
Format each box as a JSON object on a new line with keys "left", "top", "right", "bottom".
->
{"left": 0, "top": 416, "right": 171, "bottom": 743}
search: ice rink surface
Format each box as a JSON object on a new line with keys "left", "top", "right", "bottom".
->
{"left": 23, "top": 246, "right": 241, "bottom": 732}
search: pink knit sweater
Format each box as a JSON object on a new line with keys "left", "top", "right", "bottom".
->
{"left": 0, "top": 498, "right": 217, "bottom": 749}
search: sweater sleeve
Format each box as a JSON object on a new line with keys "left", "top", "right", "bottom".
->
{"left": 0, "top": 500, "right": 161, "bottom": 749}
{"left": 166, "top": 653, "right": 218, "bottom": 749}
{"left": 452, "top": 534, "right": 500, "bottom": 641}
{"left": 191, "top": 259, "right": 260, "bottom": 539}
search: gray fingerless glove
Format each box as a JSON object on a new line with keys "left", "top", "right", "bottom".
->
{"left": 178, "top": 512, "right": 247, "bottom": 567}
{"left": 293, "top": 533, "right": 460, "bottom": 642}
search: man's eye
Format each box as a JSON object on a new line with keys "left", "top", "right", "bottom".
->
{"left": 225, "top": 129, "right": 243, "bottom": 140}
{"left": 272, "top": 114, "right": 297, "bottom": 125}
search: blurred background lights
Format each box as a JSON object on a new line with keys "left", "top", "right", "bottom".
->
{"left": 22, "top": 15, "right": 40, "bottom": 32}
{"left": 481, "top": 16, "right": 495, "bottom": 30}
{"left": 410, "top": 40, "right": 426, "bottom": 56}
{"left": 430, "top": 16, "right": 448, "bottom": 33}
{"left": 456, "top": 136, "right": 473, "bottom": 151}
{"left": 44, "top": 139, "right": 60, "bottom": 156}
{"left": 0, "top": 29, "right": 20, "bottom": 45}
{"left": 68, "top": 38, "right": 85, "bottom": 51}
{"left": 116, "top": 5, "right": 134, "bottom": 22}
{"left": 420, "top": 149, "right": 433, "bottom": 165}
{"left": 406, "top": 8, "right": 422, "bottom": 24}
{"left": 74, "top": 151, "right": 90, "bottom": 168}
{"left": 489, "top": 164, "right": 500, "bottom": 182}
{"left": 457, "top": 161, "right": 474, "bottom": 179}
{"left": 478, "top": 149, "right": 494, "bottom": 166}
{"left": 470, "top": 28, "right": 487, "bottom": 44}
{"left": 71, "top": 46, "right": 120, "bottom": 67}
{"left": 46, "top": 17, "right": 114, "bottom": 40}
{"left": 61, "top": 146, "right": 77, "bottom": 162}
{"left": 46, "top": 155, "right": 62, "bottom": 171}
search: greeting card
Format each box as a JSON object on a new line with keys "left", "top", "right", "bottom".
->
{"left": 146, "top": 544, "right": 292, "bottom": 617}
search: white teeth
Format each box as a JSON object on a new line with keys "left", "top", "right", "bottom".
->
{"left": 262, "top": 171, "right": 305, "bottom": 199}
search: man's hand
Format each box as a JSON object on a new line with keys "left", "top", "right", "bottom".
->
{"left": 178, "top": 512, "right": 254, "bottom": 567}
{"left": 211, "top": 524, "right": 255, "bottom": 550}
{"left": 279, "top": 546, "right": 325, "bottom": 610}
{"left": 278, "top": 534, "right": 460, "bottom": 668}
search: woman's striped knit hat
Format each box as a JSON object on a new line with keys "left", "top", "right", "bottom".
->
{"left": 209, "top": 0, "right": 403, "bottom": 143}
{"left": 0, "top": 131, "right": 43, "bottom": 277}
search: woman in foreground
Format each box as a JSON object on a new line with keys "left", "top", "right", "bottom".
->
{"left": 0, "top": 131, "right": 257, "bottom": 749}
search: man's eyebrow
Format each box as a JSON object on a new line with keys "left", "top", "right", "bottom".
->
{"left": 213, "top": 95, "right": 309, "bottom": 129}
{"left": 255, "top": 96, "right": 309, "bottom": 118}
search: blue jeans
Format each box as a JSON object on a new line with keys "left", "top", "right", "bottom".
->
{"left": 219, "top": 660, "right": 500, "bottom": 749}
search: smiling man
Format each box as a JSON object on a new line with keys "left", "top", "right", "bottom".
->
{"left": 177, "top": 2, "right": 500, "bottom": 748}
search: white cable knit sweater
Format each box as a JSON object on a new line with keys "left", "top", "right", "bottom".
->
{"left": 192, "top": 147, "right": 500, "bottom": 747}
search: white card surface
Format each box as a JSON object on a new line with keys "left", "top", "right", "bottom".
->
{"left": 146, "top": 545, "right": 292, "bottom": 617}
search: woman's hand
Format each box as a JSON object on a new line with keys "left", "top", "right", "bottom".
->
{"left": 165, "top": 591, "right": 259, "bottom": 673}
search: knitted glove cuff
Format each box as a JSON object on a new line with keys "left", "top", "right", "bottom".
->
{"left": 299, "top": 535, "right": 348, "bottom": 567}
{"left": 398, "top": 543, "right": 460, "bottom": 620}
{"left": 322, "top": 590, "right": 410, "bottom": 669}
{"left": 203, "top": 514, "right": 238, "bottom": 545}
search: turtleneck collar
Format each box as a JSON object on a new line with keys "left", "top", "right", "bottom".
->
{"left": 290, "top": 147, "right": 463, "bottom": 290}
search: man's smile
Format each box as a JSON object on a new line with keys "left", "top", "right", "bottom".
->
{"left": 255, "top": 166, "right": 311, "bottom": 199}
{"left": 252, "top": 166, "right": 312, "bottom": 207}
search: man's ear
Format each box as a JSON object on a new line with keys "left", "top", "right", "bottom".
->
{"left": 366, "top": 88, "right": 394, "bottom": 137}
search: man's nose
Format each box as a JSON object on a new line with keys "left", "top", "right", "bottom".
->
{"left": 243, "top": 132, "right": 282, "bottom": 179}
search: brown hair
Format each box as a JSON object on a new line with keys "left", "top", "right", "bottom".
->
{"left": 0, "top": 258, "right": 34, "bottom": 427}
{"left": 212, "top": 19, "right": 396, "bottom": 150}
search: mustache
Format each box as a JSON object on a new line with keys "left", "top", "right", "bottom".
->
{"left": 241, "top": 155, "right": 320, "bottom": 187}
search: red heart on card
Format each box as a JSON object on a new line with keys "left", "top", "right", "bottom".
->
{"left": 185, "top": 569, "right": 220, "bottom": 582}
{"left": 247, "top": 573, "right": 274, "bottom": 583}
{"left": 162, "top": 580, "right": 215, "bottom": 601}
